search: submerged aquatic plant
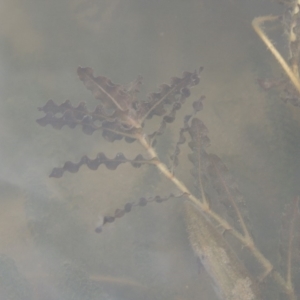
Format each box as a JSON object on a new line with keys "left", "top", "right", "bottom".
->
{"left": 37, "top": 65, "right": 300, "bottom": 300}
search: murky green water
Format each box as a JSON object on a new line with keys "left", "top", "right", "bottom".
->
{"left": 0, "top": 0, "right": 299, "bottom": 299}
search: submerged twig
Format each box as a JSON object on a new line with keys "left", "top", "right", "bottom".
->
{"left": 252, "top": 15, "right": 300, "bottom": 95}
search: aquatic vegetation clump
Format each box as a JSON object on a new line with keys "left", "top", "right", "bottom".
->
{"left": 37, "top": 65, "right": 300, "bottom": 299}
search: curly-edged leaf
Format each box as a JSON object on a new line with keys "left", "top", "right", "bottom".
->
{"left": 187, "top": 118, "right": 211, "bottom": 205}
{"left": 36, "top": 99, "right": 123, "bottom": 134}
{"left": 77, "top": 67, "right": 135, "bottom": 112}
{"left": 206, "top": 154, "right": 253, "bottom": 238}
{"left": 37, "top": 99, "right": 144, "bottom": 139}
{"left": 138, "top": 68, "right": 202, "bottom": 122}
{"left": 170, "top": 118, "right": 190, "bottom": 172}
{"left": 187, "top": 116, "right": 253, "bottom": 239}
{"left": 50, "top": 153, "right": 157, "bottom": 178}
{"left": 38, "top": 100, "right": 106, "bottom": 121}
{"left": 95, "top": 192, "right": 187, "bottom": 233}
{"left": 38, "top": 99, "right": 74, "bottom": 114}
{"left": 147, "top": 101, "right": 183, "bottom": 147}
{"left": 170, "top": 97, "right": 206, "bottom": 172}
{"left": 36, "top": 110, "right": 99, "bottom": 134}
